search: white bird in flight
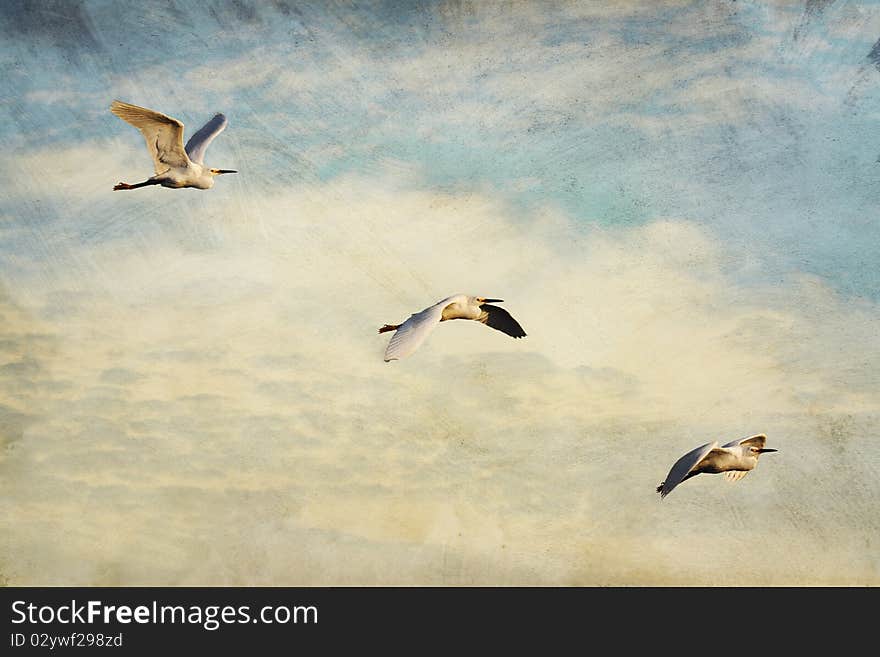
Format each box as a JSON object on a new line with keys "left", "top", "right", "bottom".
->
{"left": 656, "top": 434, "right": 777, "bottom": 499}
{"left": 110, "top": 100, "right": 237, "bottom": 191}
{"left": 379, "top": 294, "right": 526, "bottom": 362}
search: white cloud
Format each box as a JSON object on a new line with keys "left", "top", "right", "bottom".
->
{"left": 3, "top": 140, "right": 143, "bottom": 201}
{"left": 100, "top": 1, "right": 848, "bottom": 147}
{"left": 4, "top": 1, "right": 880, "bottom": 585}
{"left": 1, "top": 177, "right": 877, "bottom": 585}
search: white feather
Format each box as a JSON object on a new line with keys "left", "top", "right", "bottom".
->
{"left": 383, "top": 296, "right": 457, "bottom": 362}
{"left": 185, "top": 113, "right": 229, "bottom": 164}
{"left": 110, "top": 100, "right": 189, "bottom": 173}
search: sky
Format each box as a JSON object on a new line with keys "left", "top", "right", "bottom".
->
{"left": 0, "top": 0, "right": 878, "bottom": 585}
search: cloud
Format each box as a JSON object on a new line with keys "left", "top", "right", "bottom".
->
{"left": 7, "top": 0, "right": 878, "bottom": 305}
{"left": 35, "top": 0, "right": 838, "bottom": 165}
{"left": 99, "top": 367, "right": 144, "bottom": 385}
{"left": 0, "top": 178, "right": 877, "bottom": 585}
{"left": 0, "top": 140, "right": 145, "bottom": 203}
{"left": 2, "top": 1, "right": 879, "bottom": 586}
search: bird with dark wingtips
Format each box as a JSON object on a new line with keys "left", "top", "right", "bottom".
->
{"left": 110, "top": 100, "right": 237, "bottom": 191}
{"left": 656, "top": 434, "right": 777, "bottom": 499}
{"left": 379, "top": 294, "right": 526, "bottom": 362}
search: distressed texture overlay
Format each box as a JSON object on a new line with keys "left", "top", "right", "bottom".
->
{"left": 0, "top": 1, "right": 878, "bottom": 585}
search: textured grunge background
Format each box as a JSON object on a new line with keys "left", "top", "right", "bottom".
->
{"left": 0, "top": 0, "right": 877, "bottom": 585}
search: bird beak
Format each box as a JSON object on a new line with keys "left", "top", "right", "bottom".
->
{"left": 217, "top": 170, "right": 237, "bottom": 174}
{"left": 757, "top": 448, "right": 778, "bottom": 453}
{"left": 482, "top": 298, "right": 504, "bottom": 303}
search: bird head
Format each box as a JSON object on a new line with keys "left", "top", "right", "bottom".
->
{"left": 475, "top": 297, "right": 504, "bottom": 305}
{"left": 749, "top": 446, "right": 778, "bottom": 458}
{"left": 209, "top": 168, "right": 238, "bottom": 176}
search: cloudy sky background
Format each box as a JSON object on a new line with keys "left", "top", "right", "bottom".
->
{"left": 0, "top": 0, "right": 878, "bottom": 585}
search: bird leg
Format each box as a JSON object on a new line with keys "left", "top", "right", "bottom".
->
{"left": 378, "top": 324, "right": 399, "bottom": 334}
{"left": 113, "top": 179, "right": 160, "bottom": 191}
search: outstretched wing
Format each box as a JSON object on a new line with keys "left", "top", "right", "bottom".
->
{"left": 185, "top": 113, "right": 228, "bottom": 164}
{"left": 110, "top": 100, "right": 189, "bottom": 173}
{"left": 657, "top": 441, "right": 719, "bottom": 499}
{"left": 722, "top": 434, "right": 767, "bottom": 449}
{"left": 384, "top": 297, "right": 454, "bottom": 362}
{"left": 477, "top": 304, "right": 527, "bottom": 338}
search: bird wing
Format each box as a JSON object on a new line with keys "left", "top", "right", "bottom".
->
{"left": 185, "top": 113, "right": 228, "bottom": 164}
{"left": 477, "top": 304, "right": 527, "bottom": 338}
{"left": 657, "top": 441, "right": 719, "bottom": 499}
{"left": 383, "top": 297, "right": 454, "bottom": 362}
{"left": 722, "top": 434, "right": 767, "bottom": 449}
{"left": 110, "top": 100, "right": 190, "bottom": 173}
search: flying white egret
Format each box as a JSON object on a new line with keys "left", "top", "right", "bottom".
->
{"left": 379, "top": 294, "right": 527, "bottom": 362}
{"left": 656, "top": 434, "right": 777, "bottom": 499}
{"left": 110, "top": 100, "right": 237, "bottom": 191}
